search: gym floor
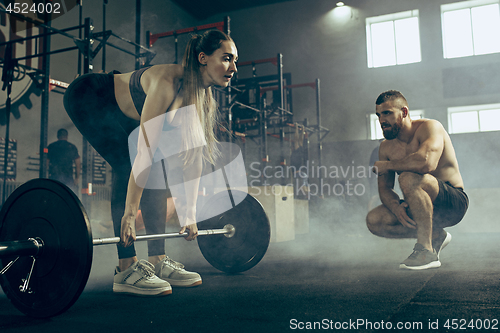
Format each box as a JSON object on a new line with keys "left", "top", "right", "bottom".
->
{"left": 1, "top": 201, "right": 499, "bottom": 333}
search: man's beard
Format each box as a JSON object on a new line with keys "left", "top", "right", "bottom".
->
{"left": 382, "top": 119, "right": 402, "bottom": 140}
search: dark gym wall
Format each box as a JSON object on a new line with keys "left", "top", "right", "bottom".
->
{"left": 196, "top": 0, "right": 500, "bottom": 141}
{"left": 1, "top": 0, "right": 498, "bottom": 194}
{"left": 190, "top": 0, "right": 500, "bottom": 194}
{"left": 0, "top": 0, "right": 196, "bottom": 183}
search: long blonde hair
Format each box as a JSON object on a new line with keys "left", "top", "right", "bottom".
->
{"left": 181, "top": 30, "right": 233, "bottom": 165}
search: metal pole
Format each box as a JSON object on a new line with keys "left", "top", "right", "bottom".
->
{"left": 225, "top": 16, "right": 232, "bottom": 146}
{"left": 78, "top": 0, "right": 82, "bottom": 75}
{"left": 224, "top": 16, "right": 230, "bottom": 36}
{"left": 135, "top": 0, "right": 141, "bottom": 69}
{"left": 102, "top": 0, "right": 107, "bottom": 71}
{"left": 39, "top": 8, "right": 52, "bottom": 179}
{"left": 258, "top": 99, "right": 264, "bottom": 170}
{"left": 2, "top": 65, "right": 12, "bottom": 203}
{"left": 81, "top": 18, "right": 93, "bottom": 210}
{"left": 277, "top": 53, "right": 285, "bottom": 185}
{"left": 261, "top": 98, "right": 268, "bottom": 185}
{"left": 304, "top": 118, "right": 310, "bottom": 189}
{"left": 0, "top": 41, "right": 16, "bottom": 204}
{"left": 315, "top": 78, "right": 322, "bottom": 177}
{"left": 174, "top": 34, "right": 178, "bottom": 64}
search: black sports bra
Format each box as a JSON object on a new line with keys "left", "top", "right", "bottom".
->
{"left": 129, "top": 66, "right": 150, "bottom": 115}
{"left": 129, "top": 67, "right": 183, "bottom": 116}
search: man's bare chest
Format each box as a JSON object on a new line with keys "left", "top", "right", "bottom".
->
{"left": 386, "top": 140, "right": 419, "bottom": 161}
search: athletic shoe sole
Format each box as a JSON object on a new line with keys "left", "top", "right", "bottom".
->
{"left": 162, "top": 278, "right": 202, "bottom": 287}
{"left": 113, "top": 283, "right": 172, "bottom": 296}
{"left": 399, "top": 260, "right": 441, "bottom": 270}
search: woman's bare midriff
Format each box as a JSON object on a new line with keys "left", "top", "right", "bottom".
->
{"left": 113, "top": 72, "right": 141, "bottom": 120}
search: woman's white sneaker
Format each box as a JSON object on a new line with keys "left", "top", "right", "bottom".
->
{"left": 155, "top": 257, "right": 202, "bottom": 287}
{"left": 113, "top": 260, "right": 172, "bottom": 296}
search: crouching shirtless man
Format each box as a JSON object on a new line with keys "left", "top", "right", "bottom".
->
{"left": 366, "top": 90, "right": 469, "bottom": 270}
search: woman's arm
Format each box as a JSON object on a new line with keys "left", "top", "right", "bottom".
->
{"left": 120, "top": 171, "right": 147, "bottom": 247}
{"left": 120, "top": 72, "right": 180, "bottom": 245}
{"left": 178, "top": 148, "right": 203, "bottom": 240}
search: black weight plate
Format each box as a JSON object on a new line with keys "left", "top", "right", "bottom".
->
{"left": 197, "top": 190, "right": 270, "bottom": 273}
{"left": 0, "top": 179, "right": 93, "bottom": 318}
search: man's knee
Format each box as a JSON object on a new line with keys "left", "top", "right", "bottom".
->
{"left": 398, "top": 172, "right": 423, "bottom": 193}
{"left": 366, "top": 208, "right": 383, "bottom": 235}
{"left": 366, "top": 205, "right": 400, "bottom": 235}
{"left": 398, "top": 172, "right": 438, "bottom": 199}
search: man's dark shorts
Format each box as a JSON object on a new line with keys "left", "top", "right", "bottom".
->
{"left": 432, "top": 179, "right": 468, "bottom": 228}
{"left": 401, "top": 179, "right": 468, "bottom": 228}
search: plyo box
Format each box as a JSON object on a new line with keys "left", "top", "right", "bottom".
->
{"left": 247, "top": 185, "right": 295, "bottom": 243}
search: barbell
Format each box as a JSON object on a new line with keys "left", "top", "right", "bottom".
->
{"left": 0, "top": 179, "right": 270, "bottom": 318}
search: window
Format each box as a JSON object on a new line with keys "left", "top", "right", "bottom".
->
{"left": 441, "top": 0, "right": 500, "bottom": 58}
{"left": 366, "top": 10, "right": 422, "bottom": 68}
{"left": 370, "top": 110, "right": 424, "bottom": 140}
{"left": 448, "top": 104, "right": 500, "bottom": 133}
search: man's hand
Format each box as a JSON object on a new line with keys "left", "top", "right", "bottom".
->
{"left": 373, "top": 161, "right": 391, "bottom": 176}
{"left": 394, "top": 201, "right": 416, "bottom": 229}
{"left": 120, "top": 214, "right": 137, "bottom": 247}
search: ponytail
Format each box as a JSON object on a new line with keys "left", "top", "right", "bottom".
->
{"left": 181, "top": 30, "right": 233, "bottom": 165}
{"left": 183, "top": 35, "right": 202, "bottom": 73}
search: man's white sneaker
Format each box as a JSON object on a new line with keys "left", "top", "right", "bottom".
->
{"left": 400, "top": 243, "right": 441, "bottom": 270}
{"left": 113, "top": 260, "right": 172, "bottom": 296}
{"left": 433, "top": 231, "right": 452, "bottom": 260}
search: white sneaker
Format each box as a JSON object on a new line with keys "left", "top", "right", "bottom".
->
{"left": 433, "top": 231, "right": 452, "bottom": 259}
{"left": 113, "top": 260, "right": 172, "bottom": 296}
{"left": 155, "top": 257, "right": 202, "bottom": 287}
{"left": 399, "top": 243, "right": 441, "bottom": 270}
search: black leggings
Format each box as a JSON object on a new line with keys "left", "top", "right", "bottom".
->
{"left": 63, "top": 72, "right": 167, "bottom": 259}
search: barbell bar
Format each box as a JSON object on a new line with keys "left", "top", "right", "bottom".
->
{"left": 92, "top": 224, "right": 236, "bottom": 246}
{"left": 0, "top": 239, "right": 43, "bottom": 258}
{"left": 0, "top": 224, "right": 236, "bottom": 256}
{"left": 0, "top": 179, "right": 270, "bottom": 318}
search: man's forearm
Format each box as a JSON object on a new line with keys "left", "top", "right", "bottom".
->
{"left": 379, "top": 186, "right": 401, "bottom": 214}
{"left": 387, "top": 153, "right": 431, "bottom": 174}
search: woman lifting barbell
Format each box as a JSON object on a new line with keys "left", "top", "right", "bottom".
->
{"left": 63, "top": 29, "right": 238, "bottom": 296}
